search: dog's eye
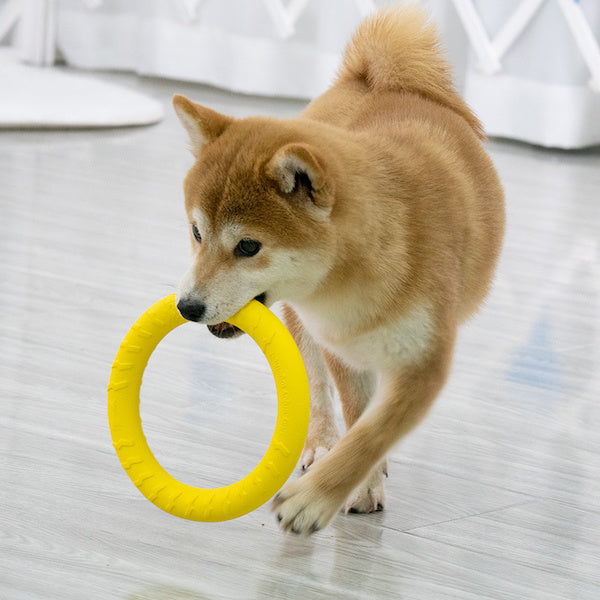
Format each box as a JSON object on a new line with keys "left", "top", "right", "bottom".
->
{"left": 235, "top": 239, "right": 261, "bottom": 257}
{"left": 191, "top": 224, "right": 202, "bottom": 243}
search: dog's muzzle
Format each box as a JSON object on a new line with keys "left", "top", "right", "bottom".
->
{"left": 206, "top": 293, "right": 267, "bottom": 339}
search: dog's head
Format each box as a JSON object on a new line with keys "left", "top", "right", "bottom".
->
{"left": 173, "top": 95, "right": 337, "bottom": 338}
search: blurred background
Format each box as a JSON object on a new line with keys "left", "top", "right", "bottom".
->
{"left": 2, "top": 0, "right": 600, "bottom": 148}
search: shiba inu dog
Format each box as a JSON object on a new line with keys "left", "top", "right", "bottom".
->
{"left": 174, "top": 4, "right": 505, "bottom": 535}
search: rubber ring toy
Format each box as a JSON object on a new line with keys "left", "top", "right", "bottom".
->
{"left": 107, "top": 293, "right": 309, "bottom": 522}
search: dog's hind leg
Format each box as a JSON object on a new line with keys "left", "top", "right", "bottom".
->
{"left": 324, "top": 353, "right": 386, "bottom": 513}
{"left": 282, "top": 304, "right": 340, "bottom": 471}
{"left": 324, "top": 352, "right": 375, "bottom": 430}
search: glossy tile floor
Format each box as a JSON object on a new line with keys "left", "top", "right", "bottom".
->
{"left": 2, "top": 72, "right": 599, "bottom": 600}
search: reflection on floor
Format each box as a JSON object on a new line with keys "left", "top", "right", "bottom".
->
{"left": 1, "top": 72, "right": 599, "bottom": 599}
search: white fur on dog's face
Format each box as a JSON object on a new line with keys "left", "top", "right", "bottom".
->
{"left": 177, "top": 208, "right": 331, "bottom": 324}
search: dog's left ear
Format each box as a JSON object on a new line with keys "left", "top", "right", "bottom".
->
{"left": 266, "top": 143, "right": 334, "bottom": 220}
{"left": 173, "top": 94, "right": 233, "bottom": 157}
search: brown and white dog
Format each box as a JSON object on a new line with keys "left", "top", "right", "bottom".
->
{"left": 174, "top": 5, "right": 505, "bottom": 535}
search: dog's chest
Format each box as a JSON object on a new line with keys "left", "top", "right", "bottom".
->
{"left": 296, "top": 304, "right": 434, "bottom": 371}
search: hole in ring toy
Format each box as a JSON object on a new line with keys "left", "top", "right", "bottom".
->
{"left": 107, "top": 294, "right": 309, "bottom": 522}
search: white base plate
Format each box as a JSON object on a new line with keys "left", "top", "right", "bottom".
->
{"left": 465, "top": 70, "right": 600, "bottom": 149}
{"left": 0, "top": 51, "right": 163, "bottom": 128}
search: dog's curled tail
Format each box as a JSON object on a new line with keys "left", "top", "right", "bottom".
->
{"left": 338, "top": 4, "right": 484, "bottom": 139}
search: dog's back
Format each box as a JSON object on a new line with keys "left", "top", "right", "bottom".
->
{"left": 303, "top": 5, "right": 504, "bottom": 322}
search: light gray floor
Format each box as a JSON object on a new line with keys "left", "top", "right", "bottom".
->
{"left": 2, "top": 71, "right": 599, "bottom": 600}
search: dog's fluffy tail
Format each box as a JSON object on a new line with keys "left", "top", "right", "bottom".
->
{"left": 338, "top": 4, "right": 484, "bottom": 139}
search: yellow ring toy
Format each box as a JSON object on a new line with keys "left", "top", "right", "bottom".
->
{"left": 107, "top": 294, "right": 309, "bottom": 522}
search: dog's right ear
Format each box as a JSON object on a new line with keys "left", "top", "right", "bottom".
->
{"left": 173, "top": 95, "right": 233, "bottom": 157}
{"left": 266, "top": 143, "right": 334, "bottom": 221}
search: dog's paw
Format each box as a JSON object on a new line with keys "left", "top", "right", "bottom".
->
{"left": 344, "top": 483, "right": 386, "bottom": 514}
{"left": 272, "top": 475, "right": 342, "bottom": 535}
{"left": 344, "top": 461, "right": 387, "bottom": 514}
{"left": 300, "top": 416, "right": 339, "bottom": 471}
{"left": 300, "top": 445, "right": 331, "bottom": 471}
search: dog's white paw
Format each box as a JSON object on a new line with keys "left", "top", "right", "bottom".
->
{"left": 344, "top": 461, "right": 387, "bottom": 514}
{"left": 300, "top": 416, "right": 339, "bottom": 471}
{"left": 344, "top": 482, "right": 386, "bottom": 514}
{"left": 272, "top": 475, "right": 342, "bottom": 535}
{"left": 300, "top": 445, "right": 331, "bottom": 471}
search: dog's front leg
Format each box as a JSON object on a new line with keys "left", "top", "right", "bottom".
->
{"left": 272, "top": 349, "right": 452, "bottom": 534}
{"left": 282, "top": 305, "right": 340, "bottom": 470}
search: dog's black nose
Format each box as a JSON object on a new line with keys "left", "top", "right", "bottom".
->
{"left": 177, "top": 299, "right": 206, "bottom": 322}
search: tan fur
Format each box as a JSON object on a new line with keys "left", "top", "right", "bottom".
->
{"left": 174, "top": 5, "right": 505, "bottom": 534}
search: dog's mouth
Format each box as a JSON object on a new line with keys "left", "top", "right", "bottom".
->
{"left": 207, "top": 293, "right": 267, "bottom": 339}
